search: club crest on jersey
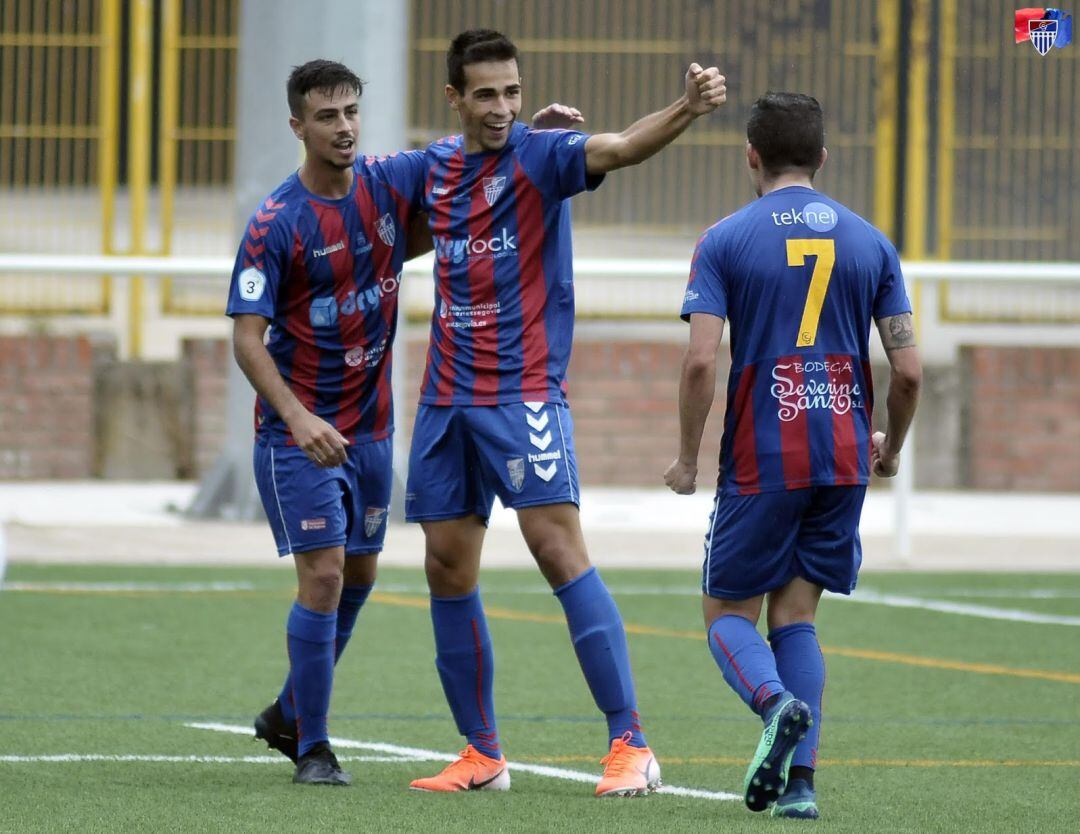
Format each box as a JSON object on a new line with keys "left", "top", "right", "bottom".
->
{"left": 482, "top": 176, "right": 507, "bottom": 206}
{"left": 364, "top": 507, "right": 387, "bottom": 538}
{"left": 506, "top": 457, "right": 525, "bottom": 492}
{"left": 375, "top": 213, "right": 396, "bottom": 247}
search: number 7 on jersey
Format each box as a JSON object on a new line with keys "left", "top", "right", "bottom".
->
{"left": 787, "top": 238, "right": 836, "bottom": 348}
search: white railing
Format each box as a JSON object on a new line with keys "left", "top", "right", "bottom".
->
{"left": 2, "top": 253, "right": 1079, "bottom": 561}
{"left": 4, "top": 253, "right": 1080, "bottom": 280}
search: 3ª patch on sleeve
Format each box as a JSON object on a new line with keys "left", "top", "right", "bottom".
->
{"left": 238, "top": 267, "right": 267, "bottom": 301}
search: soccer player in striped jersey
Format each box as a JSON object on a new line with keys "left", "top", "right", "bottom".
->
{"left": 404, "top": 29, "right": 726, "bottom": 796}
{"left": 227, "top": 60, "right": 429, "bottom": 786}
{"left": 229, "top": 61, "right": 586, "bottom": 787}
{"left": 665, "top": 92, "right": 923, "bottom": 819}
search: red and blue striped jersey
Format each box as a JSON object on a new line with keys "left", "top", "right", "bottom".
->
{"left": 226, "top": 152, "right": 426, "bottom": 445}
{"left": 417, "top": 122, "right": 604, "bottom": 405}
{"left": 682, "top": 186, "right": 911, "bottom": 495}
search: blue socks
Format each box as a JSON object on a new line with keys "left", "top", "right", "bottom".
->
{"left": 279, "top": 584, "right": 373, "bottom": 725}
{"left": 769, "top": 622, "right": 825, "bottom": 770}
{"left": 285, "top": 602, "right": 337, "bottom": 757}
{"left": 707, "top": 614, "right": 785, "bottom": 717}
{"left": 431, "top": 589, "right": 501, "bottom": 759}
{"left": 555, "top": 567, "right": 646, "bottom": 748}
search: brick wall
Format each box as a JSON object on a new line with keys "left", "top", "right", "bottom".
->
{"left": 0, "top": 335, "right": 99, "bottom": 478}
{"left": 4, "top": 334, "right": 1078, "bottom": 492}
{"left": 183, "top": 338, "right": 229, "bottom": 476}
{"left": 404, "top": 338, "right": 729, "bottom": 487}
{"left": 961, "top": 346, "right": 1080, "bottom": 491}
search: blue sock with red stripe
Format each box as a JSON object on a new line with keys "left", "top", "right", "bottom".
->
{"left": 279, "top": 584, "right": 373, "bottom": 724}
{"left": 555, "top": 567, "right": 647, "bottom": 748}
{"left": 285, "top": 602, "right": 337, "bottom": 757}
{"left": 769, "top": 622, "right": 824, "bottom": 769}
{"left": 431, "top": 589, "right": 501, "bottom": 759}
{"left": 707, "top": 614, "right": 785, "bottom": 718}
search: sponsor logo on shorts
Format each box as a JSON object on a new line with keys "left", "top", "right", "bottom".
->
{"left": 506, "top": 457, "right": 525, "bottom": 492}
{"left": 300, "top": 517, "right": 327, "bottom": 531}
{"left": 364, "top": 507, "right": 387, "bottom": 538}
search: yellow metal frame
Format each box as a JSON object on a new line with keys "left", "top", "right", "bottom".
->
{"left": 904, "top": 0, "right": 931, "bottom": 335}
{"left": 159, "top": 0, "right": 180, "bottom": 316}
{"left": 159, "top": 0, "right": 238, "bottom": 317}
{"left": 99, "top": 0, "right": 121, "bottom": 313}
{"left": 873, "top": 0, "right": 899, "bottom": 239}
{"left": 0, "top": 0, "right": 118, "bottom": 316}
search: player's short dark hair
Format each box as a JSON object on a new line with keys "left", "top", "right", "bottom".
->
{"left": 447, "top": 29, "right": 519, "bottom": 93}
{"left": 287, "top": 60, "right": 363, "bottom": 118}
{"left": 746, "top": 92, "right": 825, "bottom": 176}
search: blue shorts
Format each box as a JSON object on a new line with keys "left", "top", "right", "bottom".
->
{"left": 253, "top": 435, "right": 392, "bottom": 557}
{"left": 405, "top": 402, "right": 579, "bottom": 522}
{"left": 702, "top": 485, "right": 866, "bottom": 599}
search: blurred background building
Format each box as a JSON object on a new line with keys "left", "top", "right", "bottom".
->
{"left": 0, "top": 0, "right": 1078, "bottom": 495}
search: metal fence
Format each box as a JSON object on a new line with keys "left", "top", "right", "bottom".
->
{"left": 0, "top": 0, "right": 1077, "bottom": 338}
{"left": 411, "top": 0, "right": 894, "bottom": 232}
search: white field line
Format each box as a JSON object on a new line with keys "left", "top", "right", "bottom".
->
{"left": 378, "top": 583, "right": 1080, "bottom": 626}
{"left": 888, "top": 589, "right": 1080, "bottom": 600}
{"left": 187, "top": 721, "right": 741, "bottom": 802}
{"left": 838, "top": 589, "right": 1080, "bottom": 626}
{"left": 5, "top": 580, "right": 1075, "bottom": 627}
{"left": 3, "top": 581, "right": 256, "bottom": 593}
{"left": 0, "top": 754, "right": 418, "bottom": 764}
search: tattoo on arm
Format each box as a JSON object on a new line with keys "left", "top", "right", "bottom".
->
{"left": 882, "top": 313, "right": 916, "bottom": 350}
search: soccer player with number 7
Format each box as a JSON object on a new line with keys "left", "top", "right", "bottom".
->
{"left": 665, "top": 93, "right": 922, "bottom": 819}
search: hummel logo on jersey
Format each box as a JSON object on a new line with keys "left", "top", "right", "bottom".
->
{"left": 482, "top": 176, "right": 507, "bottom": 206}
{"left": 313, "top": 240, "right": 345, "bottom": 258}
{"left": 375, "top": 213, "right": 396, "bottom": 246}
{"left": 432, "top": 186, "right": 451, "bottom": 196}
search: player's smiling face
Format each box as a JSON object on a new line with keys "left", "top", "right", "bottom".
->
{"left": 291, "top": 85, "right": 360, "bottom": 170}
{"left": 447, "top": 60, "right": 521, "bottom": 153}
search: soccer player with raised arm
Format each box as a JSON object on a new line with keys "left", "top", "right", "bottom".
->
{"left": 404, "top": 29, "right": 726, "bottom": 796}
{"left": 227, "top": 60, "right": 429, "bottom": 786}
{"left": 228, "top": 61, "right": 588, "bottom": 787}
{"left": 665, "top": 93, "right": 922, "bottom": 819}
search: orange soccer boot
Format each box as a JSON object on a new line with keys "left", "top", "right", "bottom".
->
{"left": 409, "top": 744, "right": 510, "bottom": 792}
{"left": 595, "top": 732, "right": 662, "bottom": 797}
